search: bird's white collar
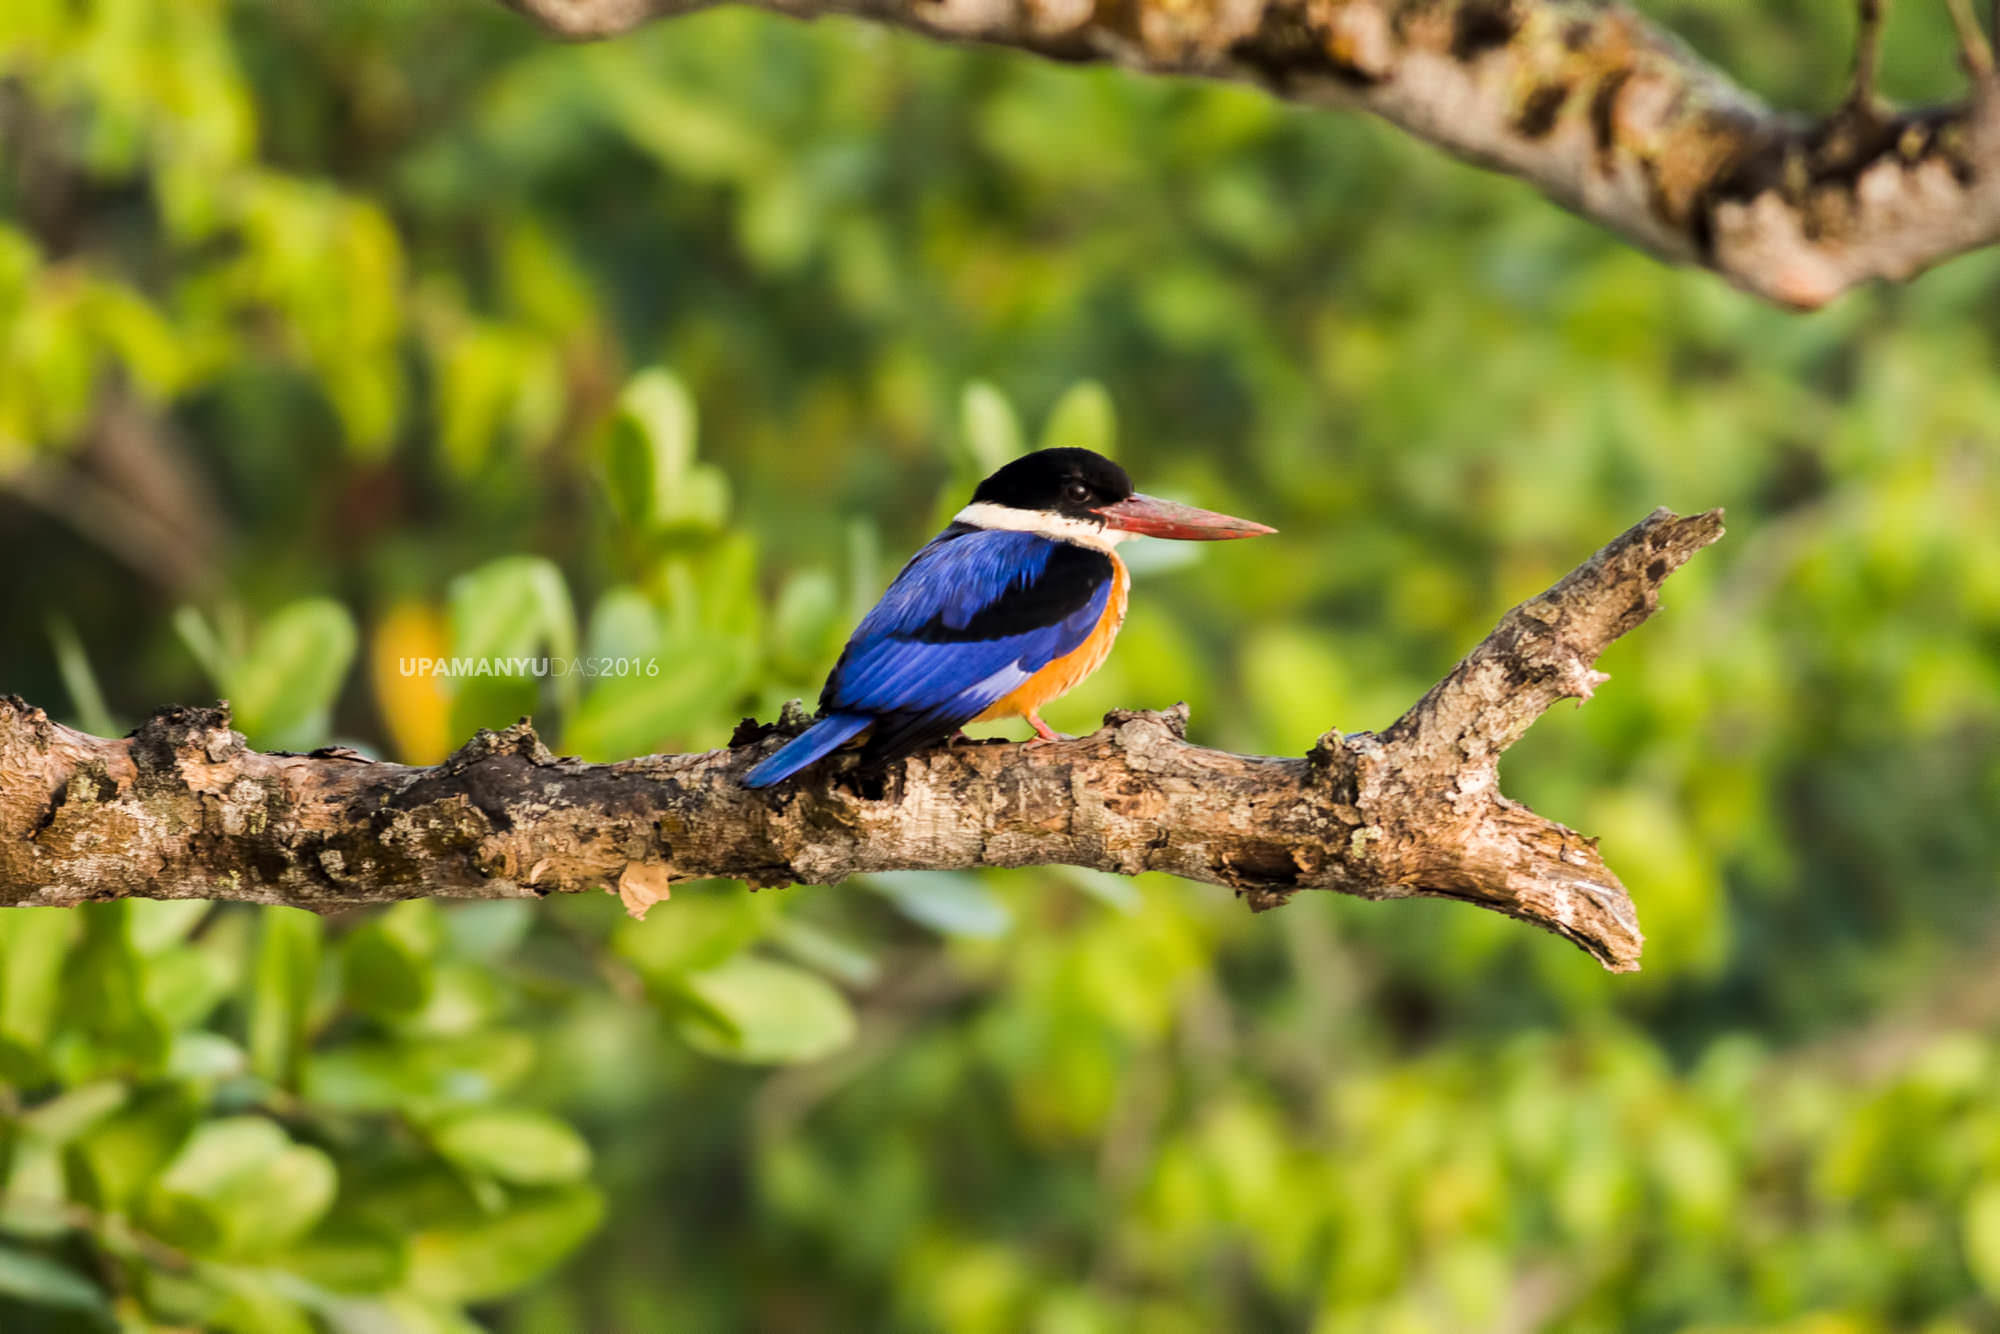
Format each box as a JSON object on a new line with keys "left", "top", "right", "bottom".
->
{"left": 951, "top": 502, "right": 1135, "bottom": 553}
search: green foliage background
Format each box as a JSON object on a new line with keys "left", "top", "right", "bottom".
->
{"left": 3, "top": 0, "right": 2000, "bottom": 1328}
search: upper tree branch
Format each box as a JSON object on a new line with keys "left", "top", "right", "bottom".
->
{"left": 0, "top": 509, "right": 1722, "bottom": 972}
{"left": 501, "top": 0, "right": 2000, "bottom": 310}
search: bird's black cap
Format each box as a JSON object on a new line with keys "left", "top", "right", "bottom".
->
{"left": 969, "top": 448, "right": 1133, "bottom": 519}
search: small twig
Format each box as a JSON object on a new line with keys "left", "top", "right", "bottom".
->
{"left": 1848, "top": 0, "right": 1889, "bottom": 114}
{"left": 1946, "top": 0, "right": 1997, "bottom": 80}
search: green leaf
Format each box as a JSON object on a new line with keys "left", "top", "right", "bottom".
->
{"left": 69, "top": 1085, "right": 198, "bottom": 1212}
{"left": 405, "top": 1185, "right": 604, "bottom": 1303}
{"left": 0, "top": 1244, "right": 108, "bottom": 1314}
{"left": 447, "top": 554, "right": 580, "bottom": 726}
{"left": 60, "top": 903, "right": 168, "bottom": 1078}
{"left": 674, "top": 955, "right": 856, "bottom": 1064}
{"left": 125, "top": 899, "right": 212, "bottom": 956}
{"left": 583, "top": 586, "right": 659, "bottom": 664}
{"left": 765, "top": 915, "right": 880, "bottom": 989}
{"left": 47, "top": 615, "right": 117, "bottom": 737}
{"left": 437, "top": 326, "right": 555, "bottom": 476}
{"left": 0, "top": 1139, "right": 69, "bottom": 1237}
{"left": 601, "top": 368, "right": 729, "bottom": 533}
{"left": 670, "top": 531, "right": 763, "bottom": 642}
{"left": 0, "top": 909, "right": 77, "bottom": 1050}
{"left": 166, "top": 1032, "right": 248, "bottom": 1082}
{"left": 342, "top": 929, "right": 430, "bottom": 1020}
{"left": 392, "top": 962, "right": 503, "bottom": 1039}
{"left": 431, "top": 1110, "right": 592, "bottom": 1186}
{"left": 127, "top": 1268, "right": 216, "bottom": 1330}
{"left": 959, "top": 381, "right": 1022, "bottom": 474}
{"left": 248, "top": 907, "right": 324, "bottom": 1090}
{"left": 302, "top": 1031, "right": 536, "bottom": 1113}
{"left": 1965, "top": 1179, "right": 2000, "bottom": 1297}
{"left": 147, "top": 1117, "right": 338, "bottom": 1258}
{"left": 1039, "top": 380, "right": 1116, "bottom": 456}
{"left": 227, "top": 598, "right": 358, "bottom": 749}
{"left": 148, "top": 1117, "right": 287, "bottom": 1202}
{"left": 171, "top": 605, "right": 232, "bottom": 688}
{"left": 342, "top": 902, "right": 440, "bottom": 1021}
{"left": 674, "top": 466, "right": 731, "bottom": 532}
{"left": 448, "top": 555, "right": 579, "bottom": 664}
{"left": 604, "top": 368, "right": 694, "bottom": 529}
{"left": 740, "top": 173, "right": 813, "bottom": 273}
{"left": 143, "top": 944, "right": 237, "bottom": 1032}
{"left": 865, "top": 872, "right": 1014, "bottom": 938}
{"left": 204, "top": 1271, "right": 317, "bottom": 1334}
{"left": 769, "top": 569, "right": 842, "bottom": 679}
{"left": 282, "top": 1217, "right": 408, "bottom": 1295}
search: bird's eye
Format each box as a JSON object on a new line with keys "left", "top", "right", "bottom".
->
{"left": 1063, "top": 481, "right": 1092, "bottom": 505}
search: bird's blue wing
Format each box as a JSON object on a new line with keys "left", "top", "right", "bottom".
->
{"left": 822, "top": 527, "right": 1112, "bottom": 756}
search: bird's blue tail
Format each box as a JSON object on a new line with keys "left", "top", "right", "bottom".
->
{"left": 743, "top": 713, "right": 873, "bottom": 788}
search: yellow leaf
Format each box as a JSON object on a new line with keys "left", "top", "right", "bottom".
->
{"left": 371, "top": 602, "right": 452, "bottom": 764}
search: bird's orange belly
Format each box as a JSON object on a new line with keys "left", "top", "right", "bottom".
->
{"left": 975, "top": 558, "right": 1129, "bottom": 723}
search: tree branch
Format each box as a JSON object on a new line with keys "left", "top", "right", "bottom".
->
{"left": 0, "top": 508, "right": 1723, "bottom": 972}
{"left": 500, "top": 0, "right": 2000, "bottom": 310}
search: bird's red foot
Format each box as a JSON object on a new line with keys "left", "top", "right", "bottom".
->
{"left": 1022, "top": 713, "right": 1069, "bottom": 748}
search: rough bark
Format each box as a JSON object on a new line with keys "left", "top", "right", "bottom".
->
{"left": 499, "top": 0, "right": 2000, "bottom": 310}
{"left": 0, "top": 509, "right": 1721, "bottom": 971}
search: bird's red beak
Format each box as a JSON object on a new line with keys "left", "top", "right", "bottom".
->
{"left": 1093, "top": 493, "right": 1275, "bottom": 540}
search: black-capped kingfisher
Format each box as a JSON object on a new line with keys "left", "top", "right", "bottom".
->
{"left": 744, "top": 448, "right": 1273, "bottom": 787}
